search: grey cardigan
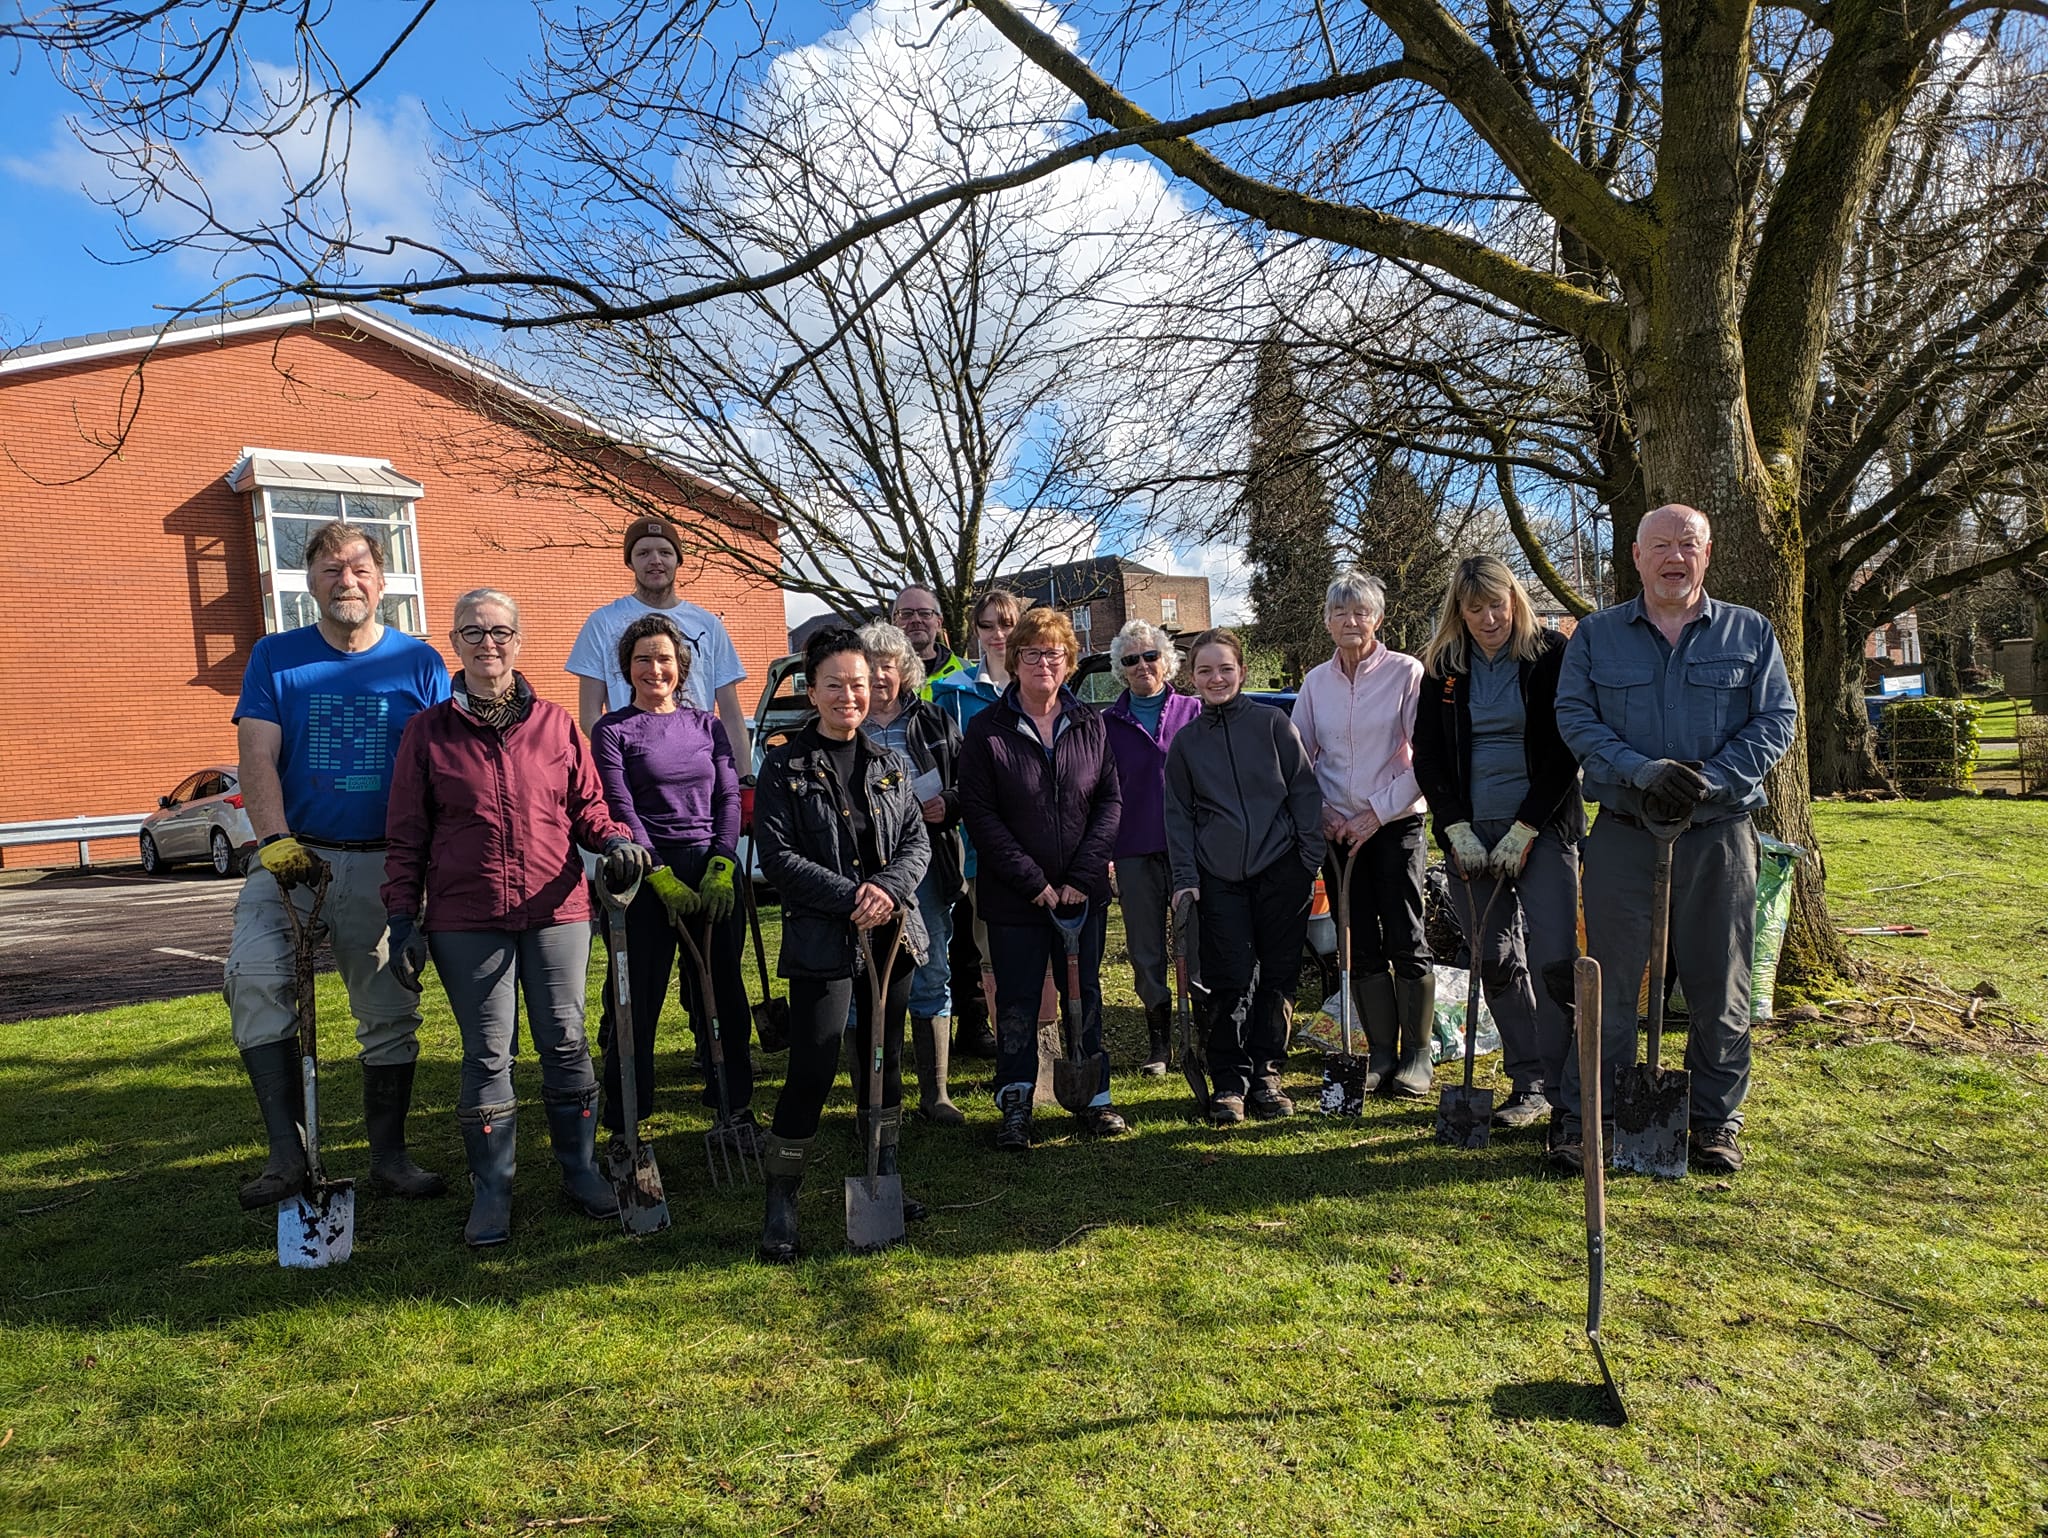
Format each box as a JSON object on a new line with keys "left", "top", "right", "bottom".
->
{"left": 1163, "top": 693, "right": 1326, "bottom": 890}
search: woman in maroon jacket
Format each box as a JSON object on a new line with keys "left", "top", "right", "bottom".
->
{"left": 383, "top": 588, "right": 652, "bottom": 1248}
{"left": 957, "top": 606, "right": 1124, "bottom": 1151}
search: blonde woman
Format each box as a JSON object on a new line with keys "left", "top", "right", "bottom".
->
{"left": 1411, "top": 555, "right": 1582, "bottom": 1133}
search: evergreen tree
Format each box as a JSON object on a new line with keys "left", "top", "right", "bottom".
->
{"left": 1242, "top": 335, "right": 1335, "bottom": 686}
{"left": 1352, "top": 462, "right": 1453, "bottom": 655}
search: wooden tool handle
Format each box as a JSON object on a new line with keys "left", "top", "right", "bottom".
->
{"left": 1576, "top": 955, "right": 1606, "bottom": 1231}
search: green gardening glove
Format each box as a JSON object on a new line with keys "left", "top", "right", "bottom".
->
{"left": 700, "top": 855, "right": 738, "bottom": 923}
{"left": 646, "top": 866, "right": 701, "bottom": 921}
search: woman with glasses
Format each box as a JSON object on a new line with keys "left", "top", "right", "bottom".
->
{"left": 1292, "top": 571, "right": 1432, "bottom": 1100}
{"left": 383, "top": 589, "right": 652, "bottom": 1247}
{"left": 1101, "top": 620, "right": 1202, "bottom": 1075}
{"left": 957, "top": 606, "right": 1125, "bottom": 1150}
{"left": 857, "top": 621, "right": 968, "bottom": 1124}
{"left": 930, "top": 588, "right": 1024, "bottom": 1059}
{"left": 752, "top": 627, "right": 931, "bottom": 1263}
{"left": 1164, "top": 628, "right": 1324, "bottom": 1124}
{"left": 1412, "top": 555, "right": 1581, "bottom": 1134}
{"left": 590, "top": 614, "right": 759, "bottom": 1162}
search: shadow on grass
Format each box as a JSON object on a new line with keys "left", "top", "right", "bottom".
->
{"left": 1491, "top": 1378, "right": 1628, "bottom": 1428}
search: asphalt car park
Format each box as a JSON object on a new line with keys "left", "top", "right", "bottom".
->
{"left": 0, "top": 866, "right": 282, "bottom": 1022}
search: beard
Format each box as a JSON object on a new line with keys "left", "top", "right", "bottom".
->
{"left": 324, "top": 593, "right": 374, "bottom": 625}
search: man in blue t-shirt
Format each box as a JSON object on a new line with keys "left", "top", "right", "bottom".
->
{"left": 225, "top": 521, "right": 452, "bottom": 1211}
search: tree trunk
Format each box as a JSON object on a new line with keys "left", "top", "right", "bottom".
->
{"left": 1805, "top": 564, "right": 1890, "bottom": 795}
{"left": 2032, "top": 588, "right": 2048, "bottom": 714}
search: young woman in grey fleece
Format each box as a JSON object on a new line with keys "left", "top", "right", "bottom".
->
{"left": 1163, "top": 628, "right": 1326, "bottom": 1122}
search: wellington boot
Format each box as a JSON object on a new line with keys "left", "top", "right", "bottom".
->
{"left": 911, "top": 1014, "right": 965, "bottom": 1126}
{"left": 1357, "top": 970, "right": 1398, "bottom": 1095}
{"left": 1389, "top": 971, "right": 1438, "bottom": 1099}
{"left": 1141, "top": 1002, "right": 1172, "bottom": 1076}
{"left": 544, "top": 1088, "right": 619, "bottom": 1220}
{"left": 862, "top": 1106, "right": 925, "bottom": 1223}
{"left": 237, "top": 1039, "right": 307, "bottom": 1210}
{"left": 757, "top": 1133, "right": 812, "bottom": 1265}
{"left": 364, "top": 1059, "right": 448, "bottom": 1198}
{"left": 458, "top": 1103, "right": 517, "bottom": 1249}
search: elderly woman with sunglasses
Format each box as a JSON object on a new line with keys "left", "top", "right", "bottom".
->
{"left": 383, "top": 589, "right": 651, "bottom": 1248}
{"left": 1100, "top": 620, "right": 1203, "bottom": 1075}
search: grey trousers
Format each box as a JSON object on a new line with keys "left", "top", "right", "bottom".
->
{"left": 428, "top": 924, "right": 598, "bottom": 1112}
{"left": 1559, "top": 813, "right": 1758, "bottom": 1133}
{"left": 223, "top": 851, "right": 422, "bottom": 1066}
{"left": 1446, "top": 821, "right": 1579, "bottom": 1097}
{"left": 1116, "top": 852, "right": 1199, "bottom": 1011}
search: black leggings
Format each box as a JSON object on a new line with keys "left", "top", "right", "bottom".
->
{"left": 769, "top": 947, "right": 914, "bottom": 1139}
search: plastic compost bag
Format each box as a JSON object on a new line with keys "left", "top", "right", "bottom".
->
{"left": 1663, "top": 835, "right": 1805, "bottom": 1023}
{"left": 1302, "top": 970, "right": 1500, "bottom": 1061}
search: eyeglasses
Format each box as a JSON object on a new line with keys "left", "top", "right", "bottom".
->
{"left": 1121, "top": 650, "right": 1162, "bottom": 668}
{"left": 894, "top": 606, "right": 941, "bottom": 621}
{"left": 456, "top": 625, "right": 519, "bottom": 646}
{"left": 1018, "top": 648, "right": 1067, "bottom": 668}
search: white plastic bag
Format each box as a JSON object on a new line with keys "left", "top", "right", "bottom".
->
{"left": 1430, "top": 963, "right": 1500, "bottom": 1063}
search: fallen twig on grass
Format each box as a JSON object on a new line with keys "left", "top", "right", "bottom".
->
{"left": 516, "top": 1519, "right": 613, "bottom": 1531}
{"left": 932, "top": 1192, "right": 1006, "bottom": 1212}
{"left": 1574, "top": 1494, "right": 1642, "bottom": 1537}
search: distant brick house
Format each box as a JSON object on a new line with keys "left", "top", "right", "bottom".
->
{"left": 992, "top": 556, "right": 1212, "bottom": 657}
{"left": 0, "top": 304, "right": 782, "bottom": 866}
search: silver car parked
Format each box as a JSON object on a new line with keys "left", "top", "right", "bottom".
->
{"left": 140, "top": 766, "right": 256, "bottom": 877}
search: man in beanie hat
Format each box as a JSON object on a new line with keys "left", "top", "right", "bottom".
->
{"left": 566, "top": 515, "right": 750, "bottom": 766}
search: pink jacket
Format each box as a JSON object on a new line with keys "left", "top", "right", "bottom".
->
{"left": 1291, "top": 646, "right": 1427, "bottom": 825}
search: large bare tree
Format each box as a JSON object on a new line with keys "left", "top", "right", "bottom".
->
{"left": 23, "top": 0, "right": 2048, "bottom": 979}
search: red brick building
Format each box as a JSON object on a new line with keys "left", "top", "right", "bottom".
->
{"left": 0, "top": 304, "right": 782, "bottom": 866}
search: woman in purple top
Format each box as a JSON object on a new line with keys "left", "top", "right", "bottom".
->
{"left": 590, "top": 614, "right": 758, "bottom": 1153}
{"left": 1100, "top": 619, "right": 1203, "bottom": 1076}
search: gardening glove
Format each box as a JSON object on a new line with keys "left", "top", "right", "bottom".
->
{"left": 646, "top": 866, "right": 701, "bottom": 921}
{"left": 1488, "top": 821, "right": 1541, "bottom": 879}
{"left": 1639, "top": 758, "right": 1712, "bottom": 824}
{"left": 384, "top": 914, "right": 429, "bottom": 993}
{"left": 600, "top": 838, "right": 654, "bottom": 895}
{"left": 257, "top": 834, "right": 324, "bottom": 887}
{"left": 1444, "top": 821, "right": 1491, "bottom": 879}
{"left": 700, "top": 855, "right": 738, "bottom": 922}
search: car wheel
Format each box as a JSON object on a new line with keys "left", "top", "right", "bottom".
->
{"left": 211, "top": 828, "right": 239, "bottom": 878}
{"left": 140, "top": 831, "right": 166, "bottom": 875}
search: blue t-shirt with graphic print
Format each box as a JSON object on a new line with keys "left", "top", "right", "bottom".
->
{"left": 234, "top": 625, "right": 452, "bottom": 843}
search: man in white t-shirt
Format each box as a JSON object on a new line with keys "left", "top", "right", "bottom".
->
{"left": 567, "top": 515, "right": 751, "bottom": 767}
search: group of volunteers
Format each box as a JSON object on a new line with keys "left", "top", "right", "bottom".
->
{"left": 221, "top": 501, "right": 1795, "bottom": 1263}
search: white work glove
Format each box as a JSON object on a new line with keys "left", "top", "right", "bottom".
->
{"left": 1444, "top": 822, "right": 1491, "bottom": 879}
{"left": 1487, "top": 821, "right": 1540, "bottom": 878}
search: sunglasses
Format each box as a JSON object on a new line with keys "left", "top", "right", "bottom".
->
{"left": 1120, "top": 650, "right": 1162, "bottom": 668}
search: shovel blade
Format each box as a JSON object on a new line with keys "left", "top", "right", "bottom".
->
{"left": 606, "top": 1138, "right": 672, "bottom": 1235}
{"left": 844, "top": 1172, "right": 906, "bottom": 1254}
{"left": 1179, "top": 1048, "right": 1209, "bottom": 1118}
{"left": 1051, "top": 1053, "right": 1106, "bottom": 1116}
{"left": 1435, "top": 1087, "right": 1494, "bottom": 1149}
{"left": 277, "top": 1181, "right": 355, "bottom": 1268}
{"left": 1318, "top": 1053, "right": 1369, "bottom": 1117}
{"left": 1611, "top": 1065, "right": 1689, "bottom": 1178}
{"left": 752, "top": 998, "right": 791, "bottom": 1055}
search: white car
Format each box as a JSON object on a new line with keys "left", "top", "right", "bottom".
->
{"left": 140, "top": 766, "right": 256, "bottom": 877}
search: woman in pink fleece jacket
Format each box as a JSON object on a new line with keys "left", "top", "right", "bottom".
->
{"left": 1291, "top": 570, "right": 1435, "bottom": 1100}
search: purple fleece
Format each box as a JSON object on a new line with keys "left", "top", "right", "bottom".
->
{"left": 590, "top": 704, "right": 741, "bottom": 860}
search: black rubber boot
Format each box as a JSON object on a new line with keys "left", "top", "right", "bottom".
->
{"left": 863, "top": 1107, "right": 926, "bottom": 1223}
{"left": 1358, "top": 970, "right": 1399, "bottom": 1095}
{"left": 954, "top": 993, "right": 998, "bottom": 1058}
{"left": 911, "top": 1015, "right": 965, "bottom": 1126}
{"left": 994, "top": 1082, "right": 1033, "bottom": 1152}
{"left": 544, "top": 1088, "right": 619, "bottom": 1220}
{"left": 237, "top": 1039, "right": 307, "bottom": 1210}
{"left": 758, "top": 1133, "right": 812, "bottom": 1265}
{"left": 458, "top": 1103, "right": 517, "bottom": 1248}
{"left": 1389, "top": 971, "right": 1438, "bottom": 1098}
{"left": 363, "top": 1059, "right": 448, "bottom": 1198}
{"left": 1141, "top": 1002, "right": 1172, "bottom": 1077}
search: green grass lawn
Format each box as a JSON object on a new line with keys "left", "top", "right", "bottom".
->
{"left": 6, "top": 809, "right": 2048, "bottom": 1536}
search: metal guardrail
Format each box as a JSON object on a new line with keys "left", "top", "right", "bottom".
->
{"left": 0, "top": 813, "right": 148, "bottom": 866}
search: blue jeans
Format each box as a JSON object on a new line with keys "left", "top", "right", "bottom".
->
{"left": 909, "top": 870, "right": 954, "bottom": 1019}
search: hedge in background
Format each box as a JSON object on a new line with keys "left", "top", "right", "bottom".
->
{"left": 1880, "top": 696, "right": 1981, "bottom": 792}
